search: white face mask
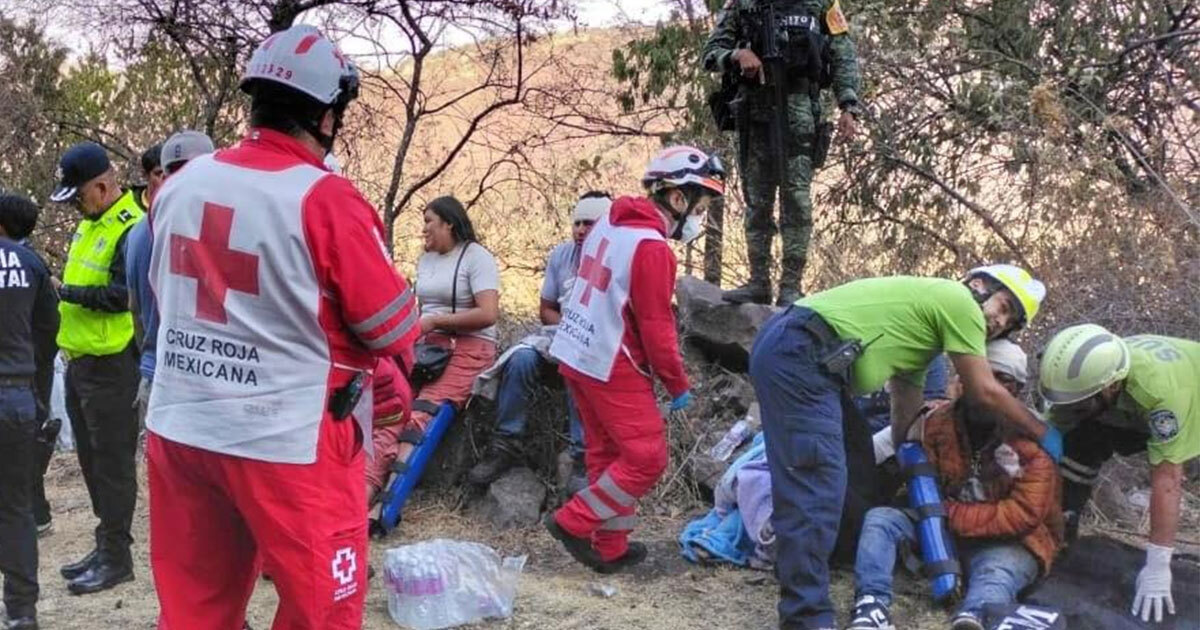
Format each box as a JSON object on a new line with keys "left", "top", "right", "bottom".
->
{"left": 676, "top": 214, "right": 703, "bottom": 244}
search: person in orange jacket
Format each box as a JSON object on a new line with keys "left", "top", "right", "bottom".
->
{"left": 847, "top": 339, "right": 1063, "bottom": 630}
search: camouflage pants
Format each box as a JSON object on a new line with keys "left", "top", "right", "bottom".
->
{"left": 738, "top": 121, "right": 814, "bottom": 292}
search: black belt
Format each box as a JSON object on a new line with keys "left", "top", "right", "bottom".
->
{"left": 798, "top": 310, "right": 840, "bottom": 346}
{"left": 0, "top": 375, "right": 33, "bottom": 387}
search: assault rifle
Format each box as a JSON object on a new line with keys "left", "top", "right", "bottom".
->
{"left": 756, "top": 1, "right": 789, "bottom": 184}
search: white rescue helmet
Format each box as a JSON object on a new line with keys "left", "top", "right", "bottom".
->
{"left": 642, "top": 146, "right": 726, "bottom": 196}
{"left": 240, "top": 25, "right": 359, "bottom": 108}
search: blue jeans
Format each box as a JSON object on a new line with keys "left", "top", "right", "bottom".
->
{"left": 495, "top": 347, "right": 583, "bottom": 458}
{"left": 854, "top": 506, "right": 1039, "bottom": 616}
{"left": 749, "top": 307, "right": 846, "bottom": 629}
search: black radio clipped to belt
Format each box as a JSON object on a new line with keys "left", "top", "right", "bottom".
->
{"left": 329, "top": 371, "right": 366, "bottom": 420}
{"left": 800, "top": 311, "right": 881, "bottom": 384}
{"left": 819, "top": 338, "right": 866, "bottom": 378}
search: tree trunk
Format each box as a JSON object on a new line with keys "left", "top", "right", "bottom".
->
{"left": 703, "top": 194, "right": 724, "bottom": 285}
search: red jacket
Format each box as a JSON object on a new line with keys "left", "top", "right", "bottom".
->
{"left": 562, "top": 196, "right": 689, "bottom": 396}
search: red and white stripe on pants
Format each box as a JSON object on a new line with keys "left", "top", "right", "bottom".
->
{"left": 147, "top": 416, "right": 367, "bottom": 630}
{"left": 553, "top": 362, "right": 668, "bottom": 561}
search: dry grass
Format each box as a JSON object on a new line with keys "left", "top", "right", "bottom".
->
{"left": 37, "top": 448, "right": 970, "bottom": 630}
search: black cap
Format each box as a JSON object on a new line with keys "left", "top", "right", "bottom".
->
{"left": 51, "top": 142, "right": 111, "bottom": 203}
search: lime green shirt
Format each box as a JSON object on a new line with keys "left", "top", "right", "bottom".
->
{"left": 1113, "top": 335, "right": 1200, "bottom": 466}
{"left": 799, "top": 276, "right": 987, "bottom": 394}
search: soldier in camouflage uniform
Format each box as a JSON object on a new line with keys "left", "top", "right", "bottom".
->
{"left": 703, "top": 0, "right": 862, "bottom": 306}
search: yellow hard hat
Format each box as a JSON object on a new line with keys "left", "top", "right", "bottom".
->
{"left": 967, "top": 264, "right": 1046, "bottom": 326}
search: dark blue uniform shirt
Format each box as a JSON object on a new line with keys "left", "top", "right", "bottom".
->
{"left": 0, "top": 237, "right": 59, "bottom": 415}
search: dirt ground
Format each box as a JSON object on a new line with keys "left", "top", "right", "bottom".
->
{"left": 30, "top": 451, "right": 969, "bottom": 630}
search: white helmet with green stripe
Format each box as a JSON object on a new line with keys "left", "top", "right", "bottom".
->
{"left": 1038, "top": 323, "right": 1131, "bottom": 405}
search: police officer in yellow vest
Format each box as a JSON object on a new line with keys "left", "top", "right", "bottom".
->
{"left": 48, "top": 142, "right": 144, "bottom": 595}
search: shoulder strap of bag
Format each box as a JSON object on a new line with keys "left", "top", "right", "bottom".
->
{"left": 450, "top": 241, "right": 472, "bottom": 316}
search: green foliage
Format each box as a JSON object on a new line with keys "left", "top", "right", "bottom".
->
{"left": 610, "top": 18, "right": 723, "bottom": 144}
{"left": 610, "top": 0, "right": 1199, "bottom": 340}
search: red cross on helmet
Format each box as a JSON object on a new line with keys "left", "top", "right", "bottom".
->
{"left": 240, "top": 25, "right": 359, "bottom": 109}
{"left": 642, "top": 146, "right": 726, "bottom": 196}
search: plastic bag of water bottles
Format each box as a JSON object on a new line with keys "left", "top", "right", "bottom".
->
{"left": 384, "top": 539, "right": 527, "bottom": 629}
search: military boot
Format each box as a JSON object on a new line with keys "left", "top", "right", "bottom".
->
{"left": 722, "top": 278, "right": 771, "bottom": 305}
{"left": 723, "top": 254, "right": 772, "bottom": 304}
{"left": 775, "top": 287, "right": 803, "bottom": 307}
{"left": 777, "top": 250, "right": 806, "bottom": 307}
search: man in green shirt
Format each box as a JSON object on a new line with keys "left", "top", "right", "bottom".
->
{"left": 748, "top": 264, "right": 1049, "bottom": 630}
{"left": 1039, "top": 325, "right": 1198, "bottom": 625}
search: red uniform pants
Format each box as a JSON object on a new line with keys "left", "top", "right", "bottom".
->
{"left": 366, "top": 333, "right": 496, "bottom": 492}
{"left": 147, "top": 416, "right": 367, "bottom": 630}
{"left": 553, "top": 365, "right": 668, "bottom": 561}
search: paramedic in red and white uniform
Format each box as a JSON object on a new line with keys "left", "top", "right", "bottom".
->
{"left": 145, "top": 25, "right": 419, "bottom": 629}
{"left": 546, "top": 146, "right": 726, "bottom": 573}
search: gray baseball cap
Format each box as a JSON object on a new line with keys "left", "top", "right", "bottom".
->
{"left": 161, "top": 130, "right": 215, "bottom": 173}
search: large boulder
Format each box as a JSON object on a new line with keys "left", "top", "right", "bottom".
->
{"left": 676, "top": 276, "right": 776, "bottom": 372}
{"left": 470, "top": 466, "right": 546, "bottom": 529}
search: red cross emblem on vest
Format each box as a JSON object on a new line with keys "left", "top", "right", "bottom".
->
{"left": 578, "top": 237, "right": 612, "bottom": 306}
{"left": 170, "top": 202, "right": 260, "bottom": 324}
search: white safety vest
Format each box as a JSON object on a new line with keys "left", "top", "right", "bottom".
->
{"left": 549, "top": 215, "right": 663, "bottom": 382}
{"left": 147, "top": 153, "right": 341, "bottom": 464}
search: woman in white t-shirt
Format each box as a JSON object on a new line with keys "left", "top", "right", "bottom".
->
{"left": 367, "top": 196, "right": 500, "bottom": 499}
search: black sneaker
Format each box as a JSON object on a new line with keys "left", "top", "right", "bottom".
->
{"left": 593, "top": 541, "right": 648, "bottom": 574}
{"left": 846, "top": 595, "right": 896, "bottom": 630}
{"left": 543, "top": 514, "right": 606, "bottom": 571}
{"left": 468, "top": 441, "right": 522, "bottom": 486}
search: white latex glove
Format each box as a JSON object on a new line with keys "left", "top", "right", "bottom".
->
{"left": 1132, "top": 543, "right": 1175, "bottom": 623}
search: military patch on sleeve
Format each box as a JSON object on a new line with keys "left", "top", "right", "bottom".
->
{"left": 1148, "top": 408, "right": 1179, "bottom": 442}
{"left": 826, "top": 0, "right": 849, "bottom": 34}
{"left": 117, "top": 209, "right": 134, "bottom": 223}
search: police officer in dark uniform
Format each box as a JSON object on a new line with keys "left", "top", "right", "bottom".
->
{"left": 0, "top": 193, "right": 59, "bottom": 630}
{"left": 49, "top": 143, "right": 145, "bottom": 595}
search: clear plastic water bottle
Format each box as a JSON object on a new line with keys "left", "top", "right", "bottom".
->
{"left": 709, "top": 413, "right": 759, "bottom": 461}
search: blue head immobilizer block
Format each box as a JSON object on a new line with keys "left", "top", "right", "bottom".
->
{"left": 376, "top": 401, "right": 457, "bottom": 535}
{"left": 897, "top": 440, "right": 961, "bottom": 602}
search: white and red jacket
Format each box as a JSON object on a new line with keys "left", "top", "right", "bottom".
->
{"left": 550, "top": 196, "right": 689, "bottom": 396}
{"left": 147, "top": 128, "right": 419, "bottom": 464}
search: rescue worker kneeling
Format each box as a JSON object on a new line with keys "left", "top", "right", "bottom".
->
{"left": 846, "top": 340, "right": 1064, "bottom": 630}
{"left": 544, "top": 146, "right": 725, "bottom": 573}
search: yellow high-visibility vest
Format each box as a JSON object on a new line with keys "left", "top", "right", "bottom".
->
{"left": 57, "top": 190, "right": 144, "bottom": 356}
